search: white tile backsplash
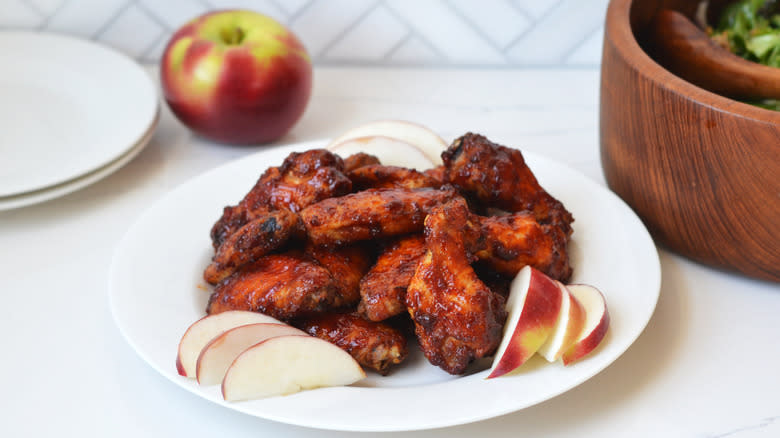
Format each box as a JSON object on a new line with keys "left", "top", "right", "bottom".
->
{"left": 0, "top": 0, "right": 43, "bottom": 28}
{"left": 0, "top": 0, "right": 608, "bottom": 66}
{"left": 324, "top": 5, "right": 407, "bottom": 62}
{"left": 96, "top": 4, "right": 163, "bottom": 58}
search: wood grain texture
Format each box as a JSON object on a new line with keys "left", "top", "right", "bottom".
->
{"left": 646, "top": 9, "right": 780, "bottom": 100}
{"left": 600, "top": 0, "right": 780, "bottom": 282}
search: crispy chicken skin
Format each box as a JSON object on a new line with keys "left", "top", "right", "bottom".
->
{"left": 477, "top": 212, "right": 572, "bottom": 282}
{"left": 358, "top": 234, "right": 427, "bottom": 321}
{"left": 348, "top": 165, "right": 441, "bottom": 190}
{"left": 442, "top": 133, "right": 574, "bottom": 235}
{"left": 206, "top": 253, "right": 340, "bottom": 321}
{"left": 210, "top": 149, "right": 352, "bottom": 249}
{"left": 299, "top": 187, "right": 458, "bottom": 246}
{"left": 203, "top": 209, "right": 302, "bottom": 285}
{"left": 305, "top": 242, "right": 373, "bottom": 308}
{"left": 423, "top": 165, "right": 446, "bottom": 186}
{"left": 405, "top": 198, "right": 507, "bottom": 375}
{"left": 341, "top": 152, "right": 381, "bottom": 173}
{"left": 295, "top": 313, "right": 408, "bottom": 375}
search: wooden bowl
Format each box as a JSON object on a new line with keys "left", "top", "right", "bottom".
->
{"left": 600, "top": 0, "right": 780, "bottom": 282}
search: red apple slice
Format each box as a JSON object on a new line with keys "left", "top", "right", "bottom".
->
{"left": 176, "top": 311, "right": 283, "bottom": 378}
{"left": 327, "top": 120, "right": 447, "bottom": 164}
{"left": 561, "top": 284, "right": 610, "bottom": 365}
{"left": 221, "top": 335, "right": 366, "bottom": 401}
{"left": 537, "top": 281, "right": 587, "bottom": 362}
{"left": 487, "top": 266, "right": 563, "bottom": 378}
{"left": 329, "top": 135, "right": 435, "bottom": 169}
{"left": 196, "top": 323, "right": 306, "bottom": 385}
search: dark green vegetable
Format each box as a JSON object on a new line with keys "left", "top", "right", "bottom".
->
{"left": 710, "top": 0, "right": 780, "bottom": 109}
{"left": 711, "top": 0, "right": 780, "bottom": 66}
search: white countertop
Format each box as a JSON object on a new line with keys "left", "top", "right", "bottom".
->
{"left": 1, "top": 66, "right": 778, "bottom": 437}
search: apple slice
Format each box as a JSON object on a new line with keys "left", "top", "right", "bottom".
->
{"left": 221, "top": 335, "right": 366, "bottom": 401}
{"left": 536, "top": 281, "right": 587, "bottom": 362}
{"left": 329, "top": 136, "right": 435, "bottom": 169}
{"left": 327, "top": 120, "right": 447, "bottom": 164}
{"left": 487, "top": 266, "right": 563, "bottom": 378}
{"left": 196, "top": 323, "right": 306, "bottom": 386}
{"left": 176, "top": 311, "right": 283, "bottom": 378}
{"left": 561, "top": 284, "right": 610, "bottom": 365}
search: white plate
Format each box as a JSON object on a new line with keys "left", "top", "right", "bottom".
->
{"left": 0, "top": 111, "right": 157, "bottom": 211}
{"left": 0, "top": 32, "right": 158, "bottom": 197}
{"left": 109, "top": 140, "right": 661, "bottom": 432}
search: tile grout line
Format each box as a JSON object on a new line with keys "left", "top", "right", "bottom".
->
{"left": 35, "top": 0, "right": 69, "bottom": 31}
{"left": 382, "top": 0, "right": 449, "bottom": 63}
{"left": 312, "top": 0, "right": 383, "bottom": 60}
{"left": 559, "top": 23, "right": 604, "bottom": 65}
{"left": 502, "top": 0, "right": 565, "bottom": 56}
{"left": 444, "top": 0, "right": 510, "bottom": 64}
{"left": 91, "top": 0, "right": 134, "bottom": 40}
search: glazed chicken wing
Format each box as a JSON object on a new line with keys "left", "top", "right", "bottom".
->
{"left": 405, "top": 197, "right": 507, "bottom": 375}
{"left": 206, "top": 252, "right": 340, "bottom": 321}
{"left": 203, "top": 209, "right": 302, "bottom": 285}
{"left": 304, "top": 242, "right": 374, "bottom": 308}
{"left": 341, "top": 152, "right": 381, "bottom": 172}
{"left": 300, "top": 187, "right": 458, "bottom": 246}
{"left": 358, "top": 234, "right": 426, "bottom": 321}
{"left": 295, "top": 313, "right": 408, "bottom": 375}
{"left": 477, "top": 212, "right": 572, "bottom": 282}
{"left": 348, "top": 165, "right": 441, "bottom": 190}
{"left": 210, "top": 149, "right": 352, "bottom": 249}
{"left": 442, "top": 133, "right": 573, "bottom": 235}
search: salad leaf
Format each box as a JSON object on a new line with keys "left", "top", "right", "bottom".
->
{"left": 710, "top": 0, "right": 780, "bottom": 108}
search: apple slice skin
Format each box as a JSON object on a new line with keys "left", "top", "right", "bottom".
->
{"left": 561, "top": 284, "right": 610, "bottom": 366}
{"left": 196, "top": 323, "right": 306, "bottom": 386}
{"left": 176, "top": 310, "right": 283, "bottom": 378}
{"left": 221, "top": 335, "right": 366, "bottom": 402}
{"left": 487, "top": 266, "right": 563, "bottom": 378}
{"left": 537, "top": 281, "right": 587, "bottom": 362}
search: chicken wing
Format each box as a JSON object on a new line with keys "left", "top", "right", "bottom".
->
{"left": 209, "top": 149, "right": 351, "bottom": 249}
{"left": 299, "top": 187, "right": 458, "bottom": 246}
{"left": 206, "top": 252, "right": 340, "bottom": 321}
{"left": 405, "top": 197, "right": 507, "bottom": 375}
{"left": 342, "top": 152, "right": 381, "bottom": 173}
{"left": 203, "top": 209, "right": 302, "bottom": 285}
{"left": 358, "top": 234, "right": 426, "bottom": 321}
{"left": 442, "top": 133, "right": 573, "bottom": 235}
{"left": 295, "top": 312, "right": 408, "bottom": 375}
{"left": 304, "top": 242, "right": 374, "bottom": 308}
{"left": 476, "top": 212, "right": 572, "bottom": 282}
{"left": 348, "top": 165, "right": 441, "bottom": 190}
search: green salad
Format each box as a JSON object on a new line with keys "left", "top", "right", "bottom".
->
{"left": 710, "top": 0, "right": 780, "bottom": 109}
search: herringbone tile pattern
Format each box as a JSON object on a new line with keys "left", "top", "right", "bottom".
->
{"left": 0, "top": 0, "right": 608, "bottom": 66}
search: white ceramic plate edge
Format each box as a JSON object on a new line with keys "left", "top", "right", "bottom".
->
{"left": 108, "top": 141, "right": 661, "bottom": 432}
{"left": 0, "top": 109, "right": 158, "bottom": 210}
{"left": 0, "top": 31, "right": 159, "bottom": 196}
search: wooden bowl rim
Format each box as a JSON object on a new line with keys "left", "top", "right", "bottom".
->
{"left": 607, "top": 0, "right": 780, "bottom": 125}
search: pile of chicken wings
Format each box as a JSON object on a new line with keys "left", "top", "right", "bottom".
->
{"left": 203, "top": 133, "right": 574, "bottom": 375}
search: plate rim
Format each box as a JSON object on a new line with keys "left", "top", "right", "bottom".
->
{"left": 108, "top": 140, "right": 661, "bottom": 432}
{"left": 0, "top": 31, "right": 158, "bottom": 197}
{"left": 0, "top": 108, "right": 158, "bottom": 210}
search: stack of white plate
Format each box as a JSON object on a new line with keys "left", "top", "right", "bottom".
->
{"left": 0, "top": 32, "right": 159, "bottom": 210}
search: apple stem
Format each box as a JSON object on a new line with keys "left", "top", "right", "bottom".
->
{"left": 220, "top": 27, "right": 245, "bottom": 45}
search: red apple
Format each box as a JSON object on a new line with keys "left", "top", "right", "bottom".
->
{"left": 487, "top": 266, "right": 563, "bottom": 378}
{"left": 160, "top": 10, "right": 312, "bottom": 145}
